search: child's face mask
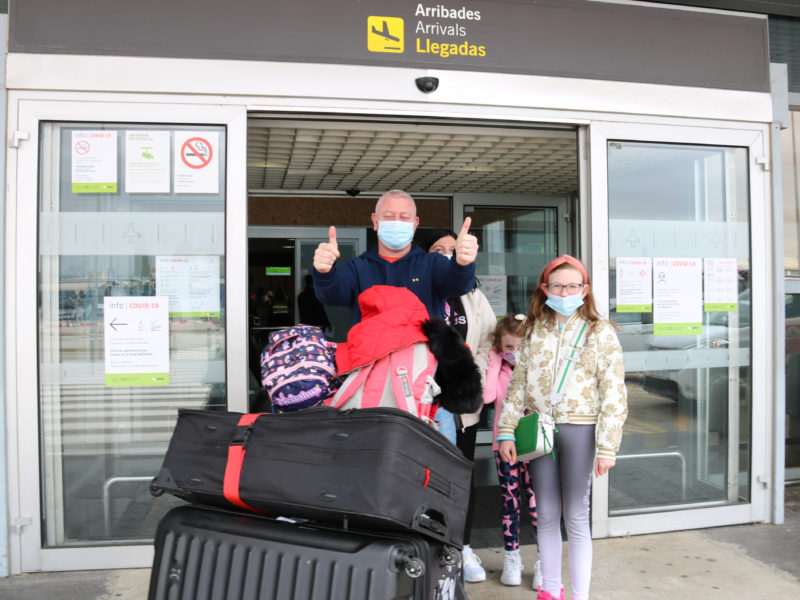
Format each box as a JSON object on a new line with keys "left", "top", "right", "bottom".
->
{"left": 545, "top": 292, "right": 584, "bottom": 317}
{"left": 500, "top": 350, "right": 519, "bottom": 366}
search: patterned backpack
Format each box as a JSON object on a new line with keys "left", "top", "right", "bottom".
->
{"left": 260, "top": 325, "right": 341, "bottom": 412}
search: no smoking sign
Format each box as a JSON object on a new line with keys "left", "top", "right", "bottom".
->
{"left": 180, "top": 137, "right": 213, "bottom": 169}
{"left": 75, "top": 140, "right": 91, "bottom": 155}
{"left": 174, "top": 131, "right": 219, "bottom": 194}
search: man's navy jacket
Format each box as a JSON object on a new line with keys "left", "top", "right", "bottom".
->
{"left": 312, "top": 245, "right": 475, "bottom": 323}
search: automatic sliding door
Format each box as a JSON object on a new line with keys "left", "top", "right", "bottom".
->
{"left": 246, "top": 226, "right": 365, "bottom": 366}
{"left": 37, "top": 122, "right": 227, "bottom": 548}
{"left": 590, "top": 122, "right": 770, "bottom": 535}
{"left": 453, "top": 194, "right": 571, "bottom": 317}
{"left": 607, "top": 142, "right": 751, "bottom": 513}
{"left": 452, "top": 196, "right": 572, "bottom": 524}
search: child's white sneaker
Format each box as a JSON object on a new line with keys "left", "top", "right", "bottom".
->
{"left": 461, "top": 546, "right": 486, "bottom": 583}
{"left": 500, "top": 550, "right": 523, "bottom": 586}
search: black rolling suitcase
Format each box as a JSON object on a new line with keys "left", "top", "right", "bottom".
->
{"left": 149, "top": 505, "right": 466, "bottom": 600}
{"left": 151, "top": 406, "right": 472, "bottom": 547}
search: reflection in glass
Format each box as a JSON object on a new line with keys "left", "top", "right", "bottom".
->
{"left": 468, "top": 205, "right": 560, "bottom": 316}
{"left": 786, "top": 294, "right": 800, "bottom": 473}
{"left": 780, "top": 112, "right": 800, "bottom": 277}
{"left": 607, "top": 141, "right": 751, "bottom": 514}
{"left": 38, "top": 123, "right": 226, "bottom": 545}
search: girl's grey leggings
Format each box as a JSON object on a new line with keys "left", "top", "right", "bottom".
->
{"left": 528, "top": 423, "right": 596, "bottom": 600}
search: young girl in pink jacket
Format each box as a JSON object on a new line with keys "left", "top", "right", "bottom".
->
{"left": 483, "top": 314, "right": 541, "bottom": 588}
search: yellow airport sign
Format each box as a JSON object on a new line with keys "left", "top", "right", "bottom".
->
{"left": 367, "top": 16, "right": 404, "bottom": 53}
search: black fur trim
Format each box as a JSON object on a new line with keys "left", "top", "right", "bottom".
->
{"left": 421, "top": 318, "right": 483, "bottom": 414}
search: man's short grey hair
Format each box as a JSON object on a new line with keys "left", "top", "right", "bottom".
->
{"left": 375, "top": 189, "right": 416, "bottom": 215}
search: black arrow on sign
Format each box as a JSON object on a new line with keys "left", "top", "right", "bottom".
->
{"left": 110, "top": 318, "right": 128, "bottom": 331}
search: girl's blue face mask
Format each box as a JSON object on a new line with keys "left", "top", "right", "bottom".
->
{"left": 377, "top": 220, "right": 414, "bottom": 250}
{"left": 545, "top": 292, "right": 584, "bottom": 317}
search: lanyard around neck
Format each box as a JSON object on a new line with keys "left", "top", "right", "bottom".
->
{"left": 550, "top": 319, "right": 588, "bottom": 405}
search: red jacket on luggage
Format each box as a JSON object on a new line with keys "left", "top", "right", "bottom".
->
{"left": 333, "top": 285, "right": 483, "bottom": 416}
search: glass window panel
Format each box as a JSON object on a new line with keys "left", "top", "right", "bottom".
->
{"left": 607, "top": 141, "right": 751, "bottom": 514}
{"left": 769, "top": 17, "right": 800, "bottom": 95}
{"left": 38, "top": 122, "right": 226, "bottom": 546}
{"left": 465, "top": 204, "right": 562, "bottom": 448}
{"left": 782, "top": 111, "right": 800, "bottom": 278}
{"left": 786, "top": 294, "right": 800, "bottom": 472}
{"left": 468, "top": 205, "right": 560, "bottom": 316}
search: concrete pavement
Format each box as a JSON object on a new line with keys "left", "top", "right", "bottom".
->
{"left": 1, "top": 486, "right": 798, "bottom": 600}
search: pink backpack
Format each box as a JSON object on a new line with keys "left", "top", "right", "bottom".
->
{"left": 325, "top": 342, "right": 440, "bottom": 425}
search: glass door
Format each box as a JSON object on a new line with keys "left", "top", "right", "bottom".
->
{"left": 589, "top": 122, "right": 770, "bottom": 536}
{"left": 9, "top": 99, "right": 247, "bottom": 573}
{"left": 247, "top": 226, "right": 365, "bottom": 339}
{"left": 296, "top": 232, "right": 365, "bottom": 344}
{"left": 246, "top": 226, "right": 365, "bottom": 408}
{"left": 784, "top": 292, "right": 800, "bottom": 483}
{"left": 453, "top": 194, "right": 572, "bottom": 317}
{"left": 452, "top": 194, "right": 572, "bottom": 510}
{"left": 38, "top": 122, "right": 228, "bottom": 552}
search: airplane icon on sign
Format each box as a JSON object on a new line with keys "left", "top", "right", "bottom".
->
{"left": 372, "top": 20, "right": 399, "bottom": 42}
{"left": 367, "top": 16, "right": 404, "bottom": 53}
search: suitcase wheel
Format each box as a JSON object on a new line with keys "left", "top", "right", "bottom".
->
{"left": 441, "top": 546, "right": 459, "bottom": 566}
{"left": 393, "top": 548, "right": 425, "bottom": 579}
{"left": 149, "top": 477, "right": 164, "bottom": 497}
{"left": 404, "top": 557, "right": 425, "bottom": 579}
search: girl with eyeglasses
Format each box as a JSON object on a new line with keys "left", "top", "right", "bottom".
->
{"left": 496, "top": 255, "right": 628, "bottom": 600}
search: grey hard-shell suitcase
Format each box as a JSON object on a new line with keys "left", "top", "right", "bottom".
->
{"left": 148, "top": 505, "right": 466, "bottom": 600}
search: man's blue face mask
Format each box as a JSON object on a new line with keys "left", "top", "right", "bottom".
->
{"left": 377, "top": 220, "right": 414, "bottom": 250}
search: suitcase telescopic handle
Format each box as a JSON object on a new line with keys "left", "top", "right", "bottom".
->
{"left": 417, "top": 511, "right": 447, "bottom": 536}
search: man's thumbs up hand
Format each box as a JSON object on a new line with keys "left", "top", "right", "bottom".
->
{"left": 314, "top": 226, "right": 340, "bottom": 274}
{"left": 454, "top": 217, "right": 479, "bottom": 266}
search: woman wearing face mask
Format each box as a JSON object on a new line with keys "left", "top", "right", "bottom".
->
{"left": 422, "top": 227, "right": 497, "bottom": 584}
{"left": 496, "top": 255, "right": 627, "bottom": 600}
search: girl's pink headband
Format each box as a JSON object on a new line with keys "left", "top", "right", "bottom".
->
{"left": 541, "top": 255, "right": 589, "bottom": 284}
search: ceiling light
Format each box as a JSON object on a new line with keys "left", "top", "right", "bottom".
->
{"left": 247, "top": 161, "right": 289, "bottom": 168}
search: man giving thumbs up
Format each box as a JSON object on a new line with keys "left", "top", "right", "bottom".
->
{"left": 313, "top": 226, "right": 340, "bottom": 274}
{"left": 312, "top": 189, "right": 477, "bottom": 324}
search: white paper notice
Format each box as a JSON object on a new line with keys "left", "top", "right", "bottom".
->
{"left": 704, "top": 258, "right": 739, "bottom": 311}
{"left": 653, "top": 258, "right": 702, "bottom": 336}
{"left": 615, "top": 257, "right": 652, "bottom": 312}
{"left": 174, "top": 131, "right": 219, "bottom": 194}
{"left": 481, "top": 275, "right": 507, "bottom": 316}
{"left": 72, "top": 130, "right": 118, "bottom": 193}
{"left": 125, "top": 131, "right": 171, "bottom": 193}
{"left": 156, "top": 256, "right": 221, "bottom": 317}
{"left": 104, "top": 296, "right": 169, "bottom": 386}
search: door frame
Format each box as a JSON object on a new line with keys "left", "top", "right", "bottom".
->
{"left": 588, "top": 120, "right": 772, "bottom": 537}
{"left": 5, "top": 97, "right": 247, "bottom": 573}
{"left": 247, "top": 226, "right": 367, "bottom": 302}
{"left": 452, "top": 193, "right": 575, "bottom": 447}
{"left": 452, "top": 193, "right": 573, "bottom": 257}
{"left": 246, "top": 225, "right": 367, "bottom": 348}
